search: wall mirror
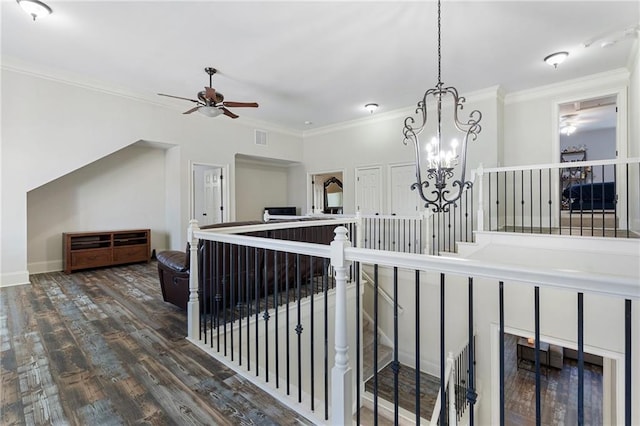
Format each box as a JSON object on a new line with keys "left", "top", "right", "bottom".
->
{"left": 323, "top": 176, "right": 343, "bottom": 214}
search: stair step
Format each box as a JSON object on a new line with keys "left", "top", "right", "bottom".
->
{"left": 362, "top": 317, "right": 393, "bottom": 381}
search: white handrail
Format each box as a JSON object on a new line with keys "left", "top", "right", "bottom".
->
{"left": 475, "top": 157, "right": 640, "bottom": 175}
{"left": 202, "top": 217, "right": 356, "bottom": 234}
{"left": 361, "top": 268, "right": 404, "bottom": 314}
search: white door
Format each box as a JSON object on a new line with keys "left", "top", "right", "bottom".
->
{"left": 355, "top": 166, "right": 382, "bottom": 214}
{"left": 203, "top": 169, "right": 222, "bottom": 225}
{"left": 389, "top": 164, "right": 420, "bottom": 216}
{"left": 193, "top": 165, "right": 224, "bottom": 225}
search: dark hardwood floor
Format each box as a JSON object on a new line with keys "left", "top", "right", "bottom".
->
{"left": 504, "top": 333, "right": 603, "bottom": 426}
{"left": 0, "top": 261, "right": 312, "bottom": 425}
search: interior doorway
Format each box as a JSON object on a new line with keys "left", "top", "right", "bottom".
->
{"left": 191, "top": 163, "right": 227, "bottom": 225}
{"left": 309, "top": 170, "right": 344, "bottom": 214}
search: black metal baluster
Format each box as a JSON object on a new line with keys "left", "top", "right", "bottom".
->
{"left": 216, "top": 242, "right": 221, "bottom": 350}
{"left": 521, "top": 170, "right": 524, "bottom": 232}
{"left": 245, "top": 246, "right": 250, "bottom": 370}
{"left": 625, "top": 299, "right": 632, "bottom": 426}
{"left": 512, "top": 170, "right": 516, "bottom": 232}
{"left": 310, "top": 256, "right": 315, "bottom": 411}
{"left": 497, "top": 172, "right": 501, "bottom": 231}
{"left": 499, "top": 281, "right": 505, "bottom": 426}
{"left": 468, "top": 277, "right": 477, "bottom": 426}
{"left": 274, "top": 251, "right": 279, "bottom": 388}
{"left": 415, "top": 269, "right": 421, "bottom": 425}
{"left": 263, "top": 248, "right": 269, "bottom": 382}
{"left": 286, "top": 252, "right": 290, "bottom": 395}
{"left": 223, "top": 243, "right": 228, "bottom": 355}
{"left": 329, "top": 258, "right": 334, "bottom": 422}
{"left": 614, "top": 164, "right": 618, "bottom": 237}
{"left": 440, "top": 273, "right": 446, "bottom": 426}
{"left": 602, "top": 164, "right": 606, "bottom": 237}
{"left": 374, "top": 263, "right": 379, "bottom": 422}
{"left": 296, "top": 254, "right": 303, "bottom": 403}
{"left": 230, "top": 245, "right": 235, "bottom": 361}
{"left": 393, "top": 267, "right": 399, "bottom": 424}
{"left": 529, "top": 169, "right": 533, "bottom": 233}
{"left": 561, "top": 169, "right": 566, "bottom": 235}
{"left": 548, "top": 169, "right": 552, "bottom": 234}
{"left": 539, "top": 170, "right": 543, "bottom": 232}
{"left": 489, "top": 172, "right": 493, "bottom": 231}
{"left": 348, "top": 259, "right": 352, "bottom": 425}
{"left": 254, "top": 247, "right": 259, "bottom": 376}
{"left": 578, "top": 292, "right": 584, "bottom": 426}
{"left": 535, "top": 286, "right": 541, "bottom": 426}
{"left": 626, "top": 164, "right": 630, "bottom": 237}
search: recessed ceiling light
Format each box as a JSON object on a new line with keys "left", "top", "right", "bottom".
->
{"left": 364, "top": 103, "right": 379, "bottom": 114}
{"left": 544, "top": 51, "right": 569, "bottom": 69}
{"left": 304, "top": 121, "right": 313, "bottom": 125}
{"left": 17, "top": 0, "right": 52, "bottom": 21}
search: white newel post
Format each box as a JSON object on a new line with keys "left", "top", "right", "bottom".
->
{"left": 475, "top": 164, "right": 485, "bottom": 232}
{"left": 355, "top": 211, "right": 363, "bottom": 248}
{"left": 331, "top": 226, "right": 353, "bottom": 425}
{"left": 187, "top": 219, "right": 200, "bottom": 340}
{"left": 422, "top": 210, "right": 432, "bottom": 255}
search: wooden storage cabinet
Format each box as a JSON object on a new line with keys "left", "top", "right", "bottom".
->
{"left": 64, "top": 229, "right": 150, "bottom": 273}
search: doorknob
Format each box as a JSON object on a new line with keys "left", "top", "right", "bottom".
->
{"left": 203, "top": 213, "right": 207, "bottom": 216}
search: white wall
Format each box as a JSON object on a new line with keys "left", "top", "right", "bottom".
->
{"left": 296, "top": 88, "right": 500, "bottom": 216}
{"left": 503, "top": 69, "right": 629, "bottom": 167}
{"left": 26, "top": 144, "right": 168, "bottom": 273}
{"left": 1, "top": 67, "right": 303, "bottom": 285}
{"left": 235, "top": 159, "right": 290, "bottom": 221}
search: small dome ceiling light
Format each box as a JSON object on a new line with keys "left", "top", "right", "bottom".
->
{"left": 544, "top": 51, "right": 569, "bottom": 69}
{"left": 364, "top": 103, "right": 379, "bottom": 114}
{"left": 17, "top": 0, "right": 52, "bottom": 21}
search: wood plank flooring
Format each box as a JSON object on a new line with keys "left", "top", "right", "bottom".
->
{"left": 504, "top": 333, "right": 603, "bottom": 426}
{"left": 0, "top": 262, "right": 312, "bottom": 425}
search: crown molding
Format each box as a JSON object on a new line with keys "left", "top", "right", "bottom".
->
{"left": 303, "top": 85, "right": 502, "bottom": 138}
{"left": 504, "top": 68, "right": 630, "bottom": 105}
{"left": 1, "top": 56, "right": 303, "bottom": 138}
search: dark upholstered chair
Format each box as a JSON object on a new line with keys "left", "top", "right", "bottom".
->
{"left": 157, "top": 247, "right": 190, "bottom": 310}
{"left": 156, "top": 220, "right": 338, "bottom": 311}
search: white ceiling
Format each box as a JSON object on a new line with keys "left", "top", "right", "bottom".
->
{"left": 2, "top": 1, "right": 639, "bottom": 132}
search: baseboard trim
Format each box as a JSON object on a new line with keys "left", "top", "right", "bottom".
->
{"left": 27, "top": 260, "right": 63, "bottom": 274}
{"left": 0, "top": 271, "right": 31, "bottom": 287}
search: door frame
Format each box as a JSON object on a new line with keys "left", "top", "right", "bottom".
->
{"left": 551, "top": 87, "right": 628, "bottom": 228}
{"left": 307, "top": 169, "right": 345, "bottom": 215}
{"left": 189, "top": 161, "right": 230, "bottom": 224}
{"left": 355, "top": 164, "right": 383, "bottom": 215}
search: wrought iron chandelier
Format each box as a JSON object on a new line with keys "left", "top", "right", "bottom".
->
{"left": 402, "top": 0, "right": 482, "bottom": 213}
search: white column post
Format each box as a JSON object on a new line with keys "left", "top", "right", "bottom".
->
{"left": 331, "top": 226, "right": 353, "bottom": 425}
{"left": 475, "top": 164, "right": 485, "bottom": 232}
{"left": 187, "top": 219, "right": 200, "bottom": 340}
{"left": 422, "top": 210, "right": 432, "bottom": 255}
{"left": 355, "top": 211, "right": 363, "bottom": 249}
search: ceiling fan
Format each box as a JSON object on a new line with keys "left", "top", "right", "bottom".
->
{"left": 158, "top": 67, "right": 258, "bottom": 119}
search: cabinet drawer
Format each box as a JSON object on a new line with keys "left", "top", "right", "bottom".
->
{"left": 113, "top": 245, "right": 149, "bottom": 263}
{"left": 71, "top": 249, "right": 112, "bottom": 269}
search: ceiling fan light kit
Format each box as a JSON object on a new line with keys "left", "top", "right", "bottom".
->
{"left": 544, "top": 51, "right": 569, "bottom": 69}
{"left": 17, "top": 0, "right": 52, "bottom": 21}
{"left": 158, "top": 67, "right": 258, "bottom": 119}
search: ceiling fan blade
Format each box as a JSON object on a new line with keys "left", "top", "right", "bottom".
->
{"left": 222, "top": 101, "right": 259, "bottom": 108}
{"left": 221, "top": 107, "right": 239, "bottom": 119}
{"left": 183, "top": 106, "right": 200, "bottom": 114}
{"left": 204, "top": 87, "right": 217, "bottom": 103}
{"left": 158, "top": 93, "right": 199, "bottom": 103}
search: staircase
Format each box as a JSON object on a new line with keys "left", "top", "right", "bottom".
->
{"left": 362, "top": 316, "right": 393, "bottom": 381}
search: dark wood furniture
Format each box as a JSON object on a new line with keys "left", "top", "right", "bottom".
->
{"left": 517, "top": 337, "right": 550, "bottom": 373}
{"left": 63, "top": 229, "right": 150, "bottom": 273}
